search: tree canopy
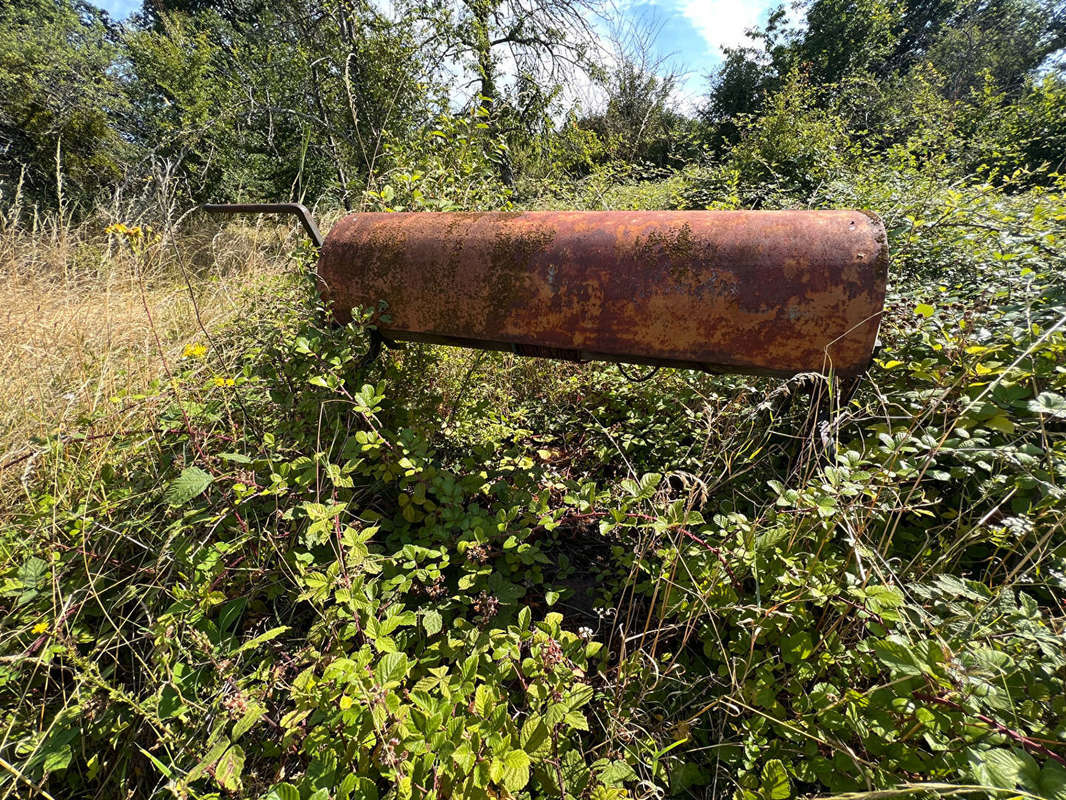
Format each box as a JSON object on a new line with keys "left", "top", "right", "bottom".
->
{"left": 0, "top": 0, "right": 1063, "bottom": 210}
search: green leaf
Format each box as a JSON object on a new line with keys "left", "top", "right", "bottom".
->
{"left": 983, "top": 414, "right": 1015, "bottom": 434}
{"left": 217, "top": 597, "right": 247, "bottom": 633}
{"left": 914, "top": 303, "right": 935, "bottom": 317}
{"left": 500, "top": 750, "right": 531, "bottom": 792}
{"left": 345, "top": 776, "right": 379, "bottom": 800}
{"left": 452, "top": 742, "right": 476, "bottom": 773}
{"left": 598, "top": 759, "right": 638, "bottom": 787}
{"left": 1039, "top": 761, "right": 1066, "bottom": 800}
{"left": 461, "top": 653, "right": 479, "bottom": 682}
{"left": 780, "top": 631, "right": 814, "bottom": 664}
{"left": 567, "top": 683, "right": 594, "bottom": 710}
{"left": 422, "top": 609, "right": 442, "bottom": 636}
{"left": 489, "top": 757, "right": 504, "bottom": 785}
{"left": 233, "top": 625, "right": 289, "bottom": 655}
{"left": 639, "top": 472, "right": 662, "bottom": 495}
{"left": 137, "top": 746, "right": 174, "bottom": 778}
{"left": 41, "top": 743, "right": 72, "bottom": 774}
{"left": 214, "top": 744, "right": 244, "bottom": 792}
{"left": 871, "top": 637, "right": 922, "bottom": 677}
{"left": 860, "top": 584, "right": 904, "bottom": 618}
{"left": 815, "top": 494, "right": 837, "bottom": 517}
{"left": 564, "top": 710, "right": 589, "bottom": 731}
{"left": 1028, "top": 392, "right": 1066, "bottom": 418}
{"left": 520, "top": 715, "right": 550, "bottom": 756}
{"left": 262, "top": 783, "right": 300, "bottom": 800}
{"left": 560, "top": 749, "right": 591, "bottom": 795}
{"left": 375, "top": 652, "right": 409, "bottom": 687}
{"left": 18, "top": 556, "right": 48, "bottom": 590}
{"left": 165, "top": 466, "right": 213, "bottom": 507}
{"left": 474, "top": 684, "right": 495, "bottom": 717}
{"left": 232, "top": 703, "right": 264, "bottom": 740}
{"left": 760, "top": 758, "right": 791, "bottom": 800}
{"left": 185, "top": 739, "right": 229, "bottom": 784}
{"left": 969, "top": 747, "right": 1039, "bottom": 790}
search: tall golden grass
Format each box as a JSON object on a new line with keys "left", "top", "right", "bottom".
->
{"left": 0, "top": 202, "right": 301, "bottom": 502}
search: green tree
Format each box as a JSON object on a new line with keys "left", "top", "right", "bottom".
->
{"left": 702, "top": 0, "right": 1065, "bottom": 172}
{"left": 797, "top": 0, "right": 910, "bottom": 83}
{"left": 700, "top": 5, "right": 800, "bottom": 140}
{"left": 703, "top": 46, "right": 774, "bottom": 139}
{"left": 0, "top": 0, "right": 131, "bottom": 208}
{"left": 125, "top": 0, "right": 432, "bottom": 206}
{"left": 928, "top": 0, "right": 1066, "bottom": 98}
{"left": 578, "top": 19, "right": 698, "bottom": 167}
{"left": 434, "top": 0, "right": 604, "bottom": 184}
{"left": 728, "top": 70, "right": 854, "bottom": 198}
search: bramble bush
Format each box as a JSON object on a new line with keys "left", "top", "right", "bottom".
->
{"left": 1, "top": 163, "right": 1065, "bottom": 799}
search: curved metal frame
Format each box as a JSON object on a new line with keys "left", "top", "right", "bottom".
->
{"left": 202, "top": 203, "right": 324, "bottom": 248}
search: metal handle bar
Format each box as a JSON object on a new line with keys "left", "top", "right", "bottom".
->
{"left": 202, "top": 203, "right": 324, "bottom": 248}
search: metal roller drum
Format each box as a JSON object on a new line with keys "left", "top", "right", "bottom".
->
{"left": 316, "top": 210, "right": 888, "bottom": 377}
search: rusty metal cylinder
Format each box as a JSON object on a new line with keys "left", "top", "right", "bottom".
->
{"left": 317, "top": 210, "right": 888, "bottom": 377}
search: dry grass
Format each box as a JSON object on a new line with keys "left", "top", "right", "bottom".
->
{"left": 0, "top": 210, "right": 302, "bottom": 497}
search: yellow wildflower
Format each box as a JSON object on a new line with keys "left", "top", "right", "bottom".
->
{"left": 105, "top": 222, "right": 145, "bottom": 240}
{"left": 212, "top": 377, "right": 236, "bottom": 387}
{"left": 182, "top": 343, "right": 207, "bottom": 359}
{"left": 31, "top": 621, "right": 49, "bottom": 635}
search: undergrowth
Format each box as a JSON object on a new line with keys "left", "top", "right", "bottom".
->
{"left": 0, "top": 167, "right": 1065, "bottom": 800}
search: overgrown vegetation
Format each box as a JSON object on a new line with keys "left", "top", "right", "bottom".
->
{"left": 1, "top": 0, "right": 1065, "bottom": 798}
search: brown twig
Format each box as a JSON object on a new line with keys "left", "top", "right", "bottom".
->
{"left": 0, "top": 426, "right": 172, "bottom": 473}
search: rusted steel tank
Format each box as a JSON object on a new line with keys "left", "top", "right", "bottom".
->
{"left": 317, "top": 210, "right": 887, "bottom": 377}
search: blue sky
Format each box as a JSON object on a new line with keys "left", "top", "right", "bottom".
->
{"left": 95, "top": 0, "right": 784, "bottom": 103}
{"left": 615, "top": 0, "right": 781, "bottom": 97}
{"left": 99, "top": 0, "right": 140, "bottom": 19}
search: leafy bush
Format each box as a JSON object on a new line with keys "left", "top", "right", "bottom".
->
{"left": 364, "top": 106, "right": 514, "bottom": 213}
{"left": 0, "top": 272, "right": 629, "bottom": 799}
{"left": 2, "top": 159, "right": 1065, "bottom": 800}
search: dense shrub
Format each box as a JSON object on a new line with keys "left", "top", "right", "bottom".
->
{"left": 2, "top": 165, "right": 1065, "bottom": 798}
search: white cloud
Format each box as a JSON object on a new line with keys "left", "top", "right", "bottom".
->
{"left": 679, "top": 0, "right": 772, "bottom": 55}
